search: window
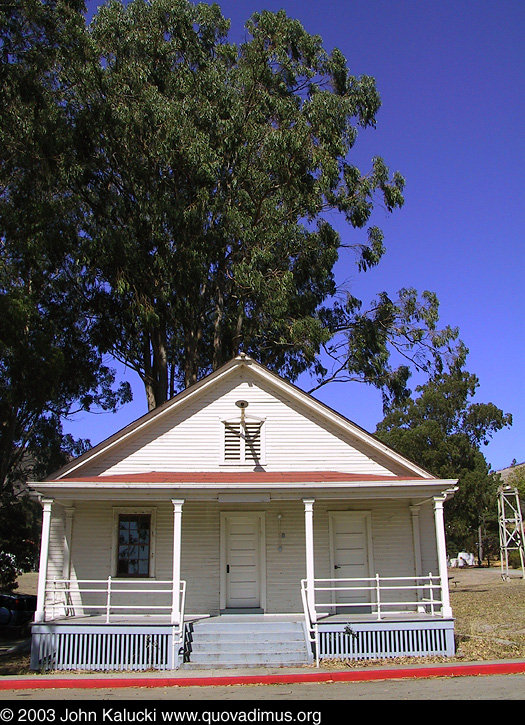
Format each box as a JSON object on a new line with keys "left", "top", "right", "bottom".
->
{"left": 222, "top": 417, "right": 265, "bottom": 464}
{"left": 112, "top": 508, "right": 156, "bottom": 578}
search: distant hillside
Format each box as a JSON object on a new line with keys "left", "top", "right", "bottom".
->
{"left": 497, "top": 461, "right": 525, "bottom": 483}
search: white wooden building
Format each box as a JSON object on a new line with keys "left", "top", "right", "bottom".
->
{"left": 29, "top": 354, "right": 457, "bottom": 671}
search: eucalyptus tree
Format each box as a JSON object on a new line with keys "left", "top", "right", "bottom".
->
{"left": 375, "top": 346, "right": 513, "bottom": 556}
{"left": 75, "top": 0, "right": 457, "bottom": 410}
{"left": 0, "top": 0, "right": 131, "bottom": 588}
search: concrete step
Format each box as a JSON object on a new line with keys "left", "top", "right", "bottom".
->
{"left": 184, "top": 618, "right": 311, "bottom": 668}
{"left": 189, "top": 641, "right": 307, "bottom": 654}
{"left": 190, "top": 620, "right": 304, "bottom": 634}
{"left": 192, "top": 631, "right": 305, "bottom": 643}
{"left": 186, "top": 651, "right": 308, "bottom": 667}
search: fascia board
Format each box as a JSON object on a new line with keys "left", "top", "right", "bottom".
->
{"left": 30, "top": 479, "right": 458, "bottom": 502}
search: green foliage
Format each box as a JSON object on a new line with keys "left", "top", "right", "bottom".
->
{"left": 0, "top": 0, "right": 131, "bottom": 585}
{"left": 375, "top": 347, "right": 512, "bottom": 556}
{"left": 0, "top": 495, "right": 41, "bottom": 592}
{"left": 56, "top": 0, "right": 458, "bottom": 408}
{"left": 1, "top": 0, "right": 461, "bottom": 415}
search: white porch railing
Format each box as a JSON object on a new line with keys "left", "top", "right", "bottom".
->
{"left": 45, "top": 577, "right": 186, "bottom": 624}
{"left": 301, "top": 573, "right": 444, "bottom": 665}
{"left": 43, "top": 578, "right": 187, "bottom": 668}
{"left": 302, "top": 573, "right": 444, "bottom": 620}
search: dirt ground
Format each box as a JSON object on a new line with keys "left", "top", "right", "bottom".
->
{"left": 448, "top": 566, "right": 525, "bottom": 661}
{"left": 1, "top": 567, "right": 524, "bottom": 676}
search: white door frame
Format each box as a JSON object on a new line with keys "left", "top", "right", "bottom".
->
{"left": 220, "top": 511, "right": 266, "bottom": 611}
{"left": 328, "top": 511, "right": 374, "bottom": 608}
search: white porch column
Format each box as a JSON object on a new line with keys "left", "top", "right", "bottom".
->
{"left": 171, "top": 499, "right": 184, "bottom": 623}
{"left": 433, "top": 495, "right": 452, "bottom": 618}
{"left": 62, "top": 506, "right": 75, "bottom": 580}
{"left": 303, "top": 498, "right": 316, "bottom": 622}
{"left": 35, "top": 498, "right": 53, "bottom": 623}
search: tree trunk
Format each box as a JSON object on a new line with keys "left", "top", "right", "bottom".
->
{"left": 184, "top": 329, "right": 201, "bottom": 389}
{"left": 151, "top": 326, "right": 168, "bottom": 406}
{"left": 142, "top": 328, "right": 169, "bottom": 410}
{"left": 212, "top": 279, "right": 225, "bottom": 371}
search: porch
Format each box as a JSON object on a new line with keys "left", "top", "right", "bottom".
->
{"left": 30, "top": 483, "right": 457, "bottom": 671}
{"left": 30, "top": 571, "right": 455, "bottom": 671}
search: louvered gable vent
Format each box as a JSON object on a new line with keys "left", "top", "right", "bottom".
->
{"left": 224, "top": 422, "right": 242, "bottom": 461}
{"left": 223, "top": 418, "right": 264, "bottom": 464}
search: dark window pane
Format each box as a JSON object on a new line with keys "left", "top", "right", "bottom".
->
{"left": 117, "top": 514, "right": 151, "bottom": 577}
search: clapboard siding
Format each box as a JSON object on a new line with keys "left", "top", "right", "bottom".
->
{"left": 79, "top": 372, "right": 395, "bottom": 478}
{"left": 50, "top": 499, "right": 436, "bottom": 617}
{"left": 420, "top": 501, "right": 440, "bottom": 575}
{"left": 180, "top": 502, "right": 221, "bottom": 615}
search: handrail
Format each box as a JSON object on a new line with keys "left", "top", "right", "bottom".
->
{"left": 172, "top": 580, "right": 187, "bottom": 669}
{"left": 44, "top": 578, "right": 184, "bottom": 621}
{"left": 301, "top": 572, "right": 444, "bottom": 639}
{"left": 44, "top": 577, "right": 187, "bottom": 669}
{"left": 300, "top": 577, "right": 319, "bottom": 667}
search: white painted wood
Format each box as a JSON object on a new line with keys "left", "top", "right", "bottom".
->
{"left": 303, "top": 499, "right": 316, "bottom": 620}
{"left": 171, "top": 500, "right": 184, "bottom": 622}
{"left": 54, "top": 496, "right": 447, "bottom": 619}
{"left": 62, "top": 507, "right": 75, "bottom": 580}
{"left": 328, "top": 511, "right": 374, "bottom": 609}
{"left": 221, "top": 414, "right": 266, "bottom": 465}
{"left": 410, "top": 505, "right": 423, "bottom": 579}
{"left": 35, "top": 499, "right": 53, "bottom": 623}
{"left": 433, "top": 496, "right": 452, "bottom": 617}
{"left": 50, "top": 356, "right": 435, "bottom": 481}
{"left": 44, "top": 499, "right": 444, "bottom": 618}
{"left": 72, "top": 370, "right": 404, "bottom": 478}
{"left": 220, "top": 512, "right": 266, "bottom": 610}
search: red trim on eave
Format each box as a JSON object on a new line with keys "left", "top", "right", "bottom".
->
{"left": 56, "top": 471, "right": 425, "bottom": 483}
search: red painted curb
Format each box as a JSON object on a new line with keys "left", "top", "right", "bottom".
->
{"left": 1, "top": 662, "right": 525, "bottom": 690}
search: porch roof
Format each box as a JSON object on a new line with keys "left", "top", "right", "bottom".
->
{"left": 58, "top": 471, "right": 423, "bottom": 483}
{"left": 29, "top": 470, "right": 458, "bottom": 503}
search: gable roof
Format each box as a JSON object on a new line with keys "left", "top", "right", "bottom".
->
{"left": 47, "top": 354, "right": 436, "bottom": 481}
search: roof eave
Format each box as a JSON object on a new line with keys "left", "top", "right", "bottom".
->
{"left": 29, "top": 478, "right": 458, "bottom": 504}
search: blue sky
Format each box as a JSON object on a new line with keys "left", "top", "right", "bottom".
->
{"left": 77, "top": 0, "right": 524, "bottom": 472}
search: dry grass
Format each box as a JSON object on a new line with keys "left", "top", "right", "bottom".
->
{"left": 450, "top": 570, "right": 525, "bottom": 661}
{"left": 321, "top": 567, "right": 525, "bottom": 669}
{"left": 0, "top": 652, "right": 31, "bottom": 677}
{"left": 1, "top": 568, "right": 524, "bottom": 675}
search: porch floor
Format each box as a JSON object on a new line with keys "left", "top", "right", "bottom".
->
{"left": 37, "top": 610, "right": 448, "bottom": 627}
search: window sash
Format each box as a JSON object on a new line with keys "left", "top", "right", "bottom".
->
{"left": 117, "top": 513, "right": 151, "bottom": 577}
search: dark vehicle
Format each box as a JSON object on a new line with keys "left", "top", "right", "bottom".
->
{"left": 0, "top": 593, "right": 37, "bottom": 626}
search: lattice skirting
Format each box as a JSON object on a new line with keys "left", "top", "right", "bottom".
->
{"left": 31, "top": 624, "right": 178, "bottom": 672}
{"left": 317, "top": 619, "right": 455, "bottom": 660}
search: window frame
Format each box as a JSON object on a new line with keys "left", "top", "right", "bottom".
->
{"left": 112, "top": 507, "right": 157, "bottom": 578}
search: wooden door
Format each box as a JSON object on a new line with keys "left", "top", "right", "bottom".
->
{"left": 222, "top": 513, "right": 265, "bottom": 610}
{"left": 329, "top": 512, "right": 373, "bottom": 613}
